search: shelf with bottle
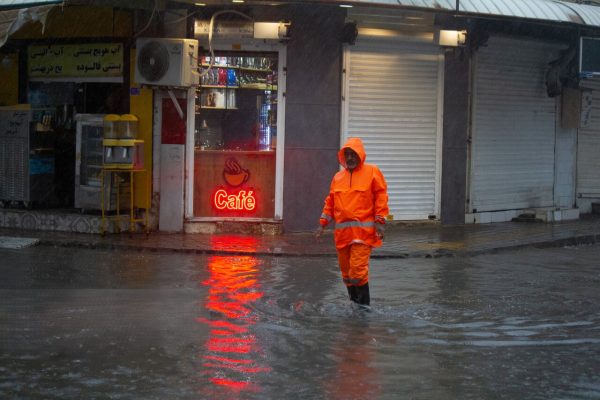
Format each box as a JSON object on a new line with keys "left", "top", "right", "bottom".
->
{"left": 200, "top": 85, "right": 240, "bottom": 89}
{"left": 199, "top": 58, "right": 277, "bottom": 89}
{"left": 199, "top": 106, "right": 239, "bottom": 110}
{"left": 199, "top": 65, "right": 239, "bottom": 87}
{"left": 199, "top": 64, "right": 272, "bottom": 73}
{"left": 198, "top": 83, "right": 277, "bottom": 90}
{"left": 239, "top": 83, "right": 278, "bottom": 91}
{"left": 200, "top": 55, "right": 273, "bottom": 69}
{"left": 199, "top": 64, "right": 239, "bottom": 69}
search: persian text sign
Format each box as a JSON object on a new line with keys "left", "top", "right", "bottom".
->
{"left": 28, "top": 43, "right": 123, "bottom": 78}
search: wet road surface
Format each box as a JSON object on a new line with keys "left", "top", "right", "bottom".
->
{"left": 1, "top": 243, "right": 599, "bottom": 399}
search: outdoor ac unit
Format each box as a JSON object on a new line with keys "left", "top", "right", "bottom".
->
{"left": 135, "top": 38, "right": 199, "bottom": 87}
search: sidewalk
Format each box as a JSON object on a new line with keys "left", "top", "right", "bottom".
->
{"left": 2, "top": 214, "right": 600, "bottom": 258}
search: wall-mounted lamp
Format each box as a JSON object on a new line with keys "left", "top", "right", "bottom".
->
{"left": 438, "top": 30, "right": 467, "bottom": 47}
{"left": 253, "top": 22, "right": 290, "bottom": 39}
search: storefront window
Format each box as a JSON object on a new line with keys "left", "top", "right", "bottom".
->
{"left": 193, "top": 51, "right": 278, "bottom": 219}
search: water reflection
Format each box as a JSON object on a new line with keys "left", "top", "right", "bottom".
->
{"left": 324, "top": 318, "right": 381, "bottom": 400}
{"left": 207, "top": 235, "right": 261, "bottom": 253}
{"left": 198, "top": 249, "right": 270, "bottom": 396}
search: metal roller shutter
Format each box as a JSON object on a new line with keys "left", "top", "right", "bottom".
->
{"left": 470, "top": 36, "right": 562, "bottom": 213}
{"left": 577, "top": 78, "right": 600, "bottom": 199}
{"left": 342, "top": 32, "right": 442, "bottom": 220}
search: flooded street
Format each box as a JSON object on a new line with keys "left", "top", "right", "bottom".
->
{"left": 1, "top": 243, "right": 599, "bottom": 399}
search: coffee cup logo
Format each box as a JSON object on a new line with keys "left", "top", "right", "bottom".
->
{"left": 223, "top": 157, "right": 249, "bottom": 187}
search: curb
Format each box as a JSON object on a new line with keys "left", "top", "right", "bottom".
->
{"left": 37, "top": 233, "right": 600, "bottom": 258}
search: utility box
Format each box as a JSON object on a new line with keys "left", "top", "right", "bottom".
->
{"left": 562, "top": 87, "right": 593, "bottom": 129}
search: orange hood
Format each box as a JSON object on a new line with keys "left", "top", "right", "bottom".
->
{"left": 338, "top": 137, "right": 366, "bottom": 170}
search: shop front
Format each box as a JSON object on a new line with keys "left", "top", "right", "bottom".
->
{"left": 184, "top": 32, "right": 286, "bottom": 233}
{"left": 1, "top": 40, "right": 129, "bottom": 208}
{"left": 341, "top": 8, "right": 444, "bottom": 221}
{"left": 466, "top": 35, "right": 577, "bottom": 223}
{"left": 0, "top": 4, "right": 154, "bottom": 233}
{"left": 576, "top": 77, "right": 600, "bottom": 213}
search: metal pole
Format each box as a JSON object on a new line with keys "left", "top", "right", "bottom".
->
{"left": 456, "top": 0, "right": 459, "bottom": 12}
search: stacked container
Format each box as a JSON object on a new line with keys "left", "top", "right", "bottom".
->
{"left": 103, "top": 114, "right": 143, "bottom": 169}
{"left": 119, "top": 114, "right": 139, "bottom": 139}
{"left": 103, "top": 114, "right": 120, "bottom": 139}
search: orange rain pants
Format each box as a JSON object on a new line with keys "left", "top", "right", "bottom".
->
{"left": 336, "top": 243, "right": 372, "bottom": 287}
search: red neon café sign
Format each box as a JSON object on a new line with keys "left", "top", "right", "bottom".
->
{"left": 212, "top": 157, "right": 256, "bottom": 212}
{"left": 214, "top": 189, "right": 256, "bottom": 211}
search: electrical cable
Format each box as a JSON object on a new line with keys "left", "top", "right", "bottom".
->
{"left": 134, "top": 0, "right": 159, "bottom": 38}
{"left": 194, "top": 10, "right": 254, "bottom": 80}
{"left": 163, "top": 9, "right": 203, "bottom": 25}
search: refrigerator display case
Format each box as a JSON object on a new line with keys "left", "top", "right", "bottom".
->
{"left": 75, "top": 114, "right": 127, "bottom": 211}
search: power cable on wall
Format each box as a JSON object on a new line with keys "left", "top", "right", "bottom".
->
{"left": 193, "top": 10, "right": 253, "bottom": 80}
{"left": 134, "top": 0, "right": 159, "bottom": 38}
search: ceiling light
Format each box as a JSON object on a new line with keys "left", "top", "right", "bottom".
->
{"left": 339, "top": 4, "right": 353, "bottom": 7}
{"left": 438, "top": 30, "right": 467, "bottom": 47}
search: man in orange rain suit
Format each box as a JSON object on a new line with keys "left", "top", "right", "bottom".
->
{"left": 315, "top": 137, "right": 389, "bottom": 306}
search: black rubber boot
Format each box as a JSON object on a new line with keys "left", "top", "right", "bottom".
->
{"left": 355, "top": 283, "right": 370, "bottom": 306}
{"left": 346, "top": 285, "right": 358, "bottom": 303}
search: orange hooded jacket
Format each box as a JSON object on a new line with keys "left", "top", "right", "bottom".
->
{"left": 320, "top": 138, "right": 389, "bottom": 249}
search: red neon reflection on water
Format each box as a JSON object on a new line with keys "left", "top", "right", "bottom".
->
{"left": 209, "top": 235, "right": 260, "bottom": 254}
{"left": 199, "top": 254, "right": 270, "bottom": 393}
{"left": 210, "top": 377, "right": 254, "bottom": 391}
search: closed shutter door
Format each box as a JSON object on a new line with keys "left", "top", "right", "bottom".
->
{"left": 470, "top": 36, "right": 561, "bottom": 212}
{"left": 577, "top": 78, "right": 600, "bottom": 198}
{"left": 343, "top": 35, "right": 442, "bottom": 220}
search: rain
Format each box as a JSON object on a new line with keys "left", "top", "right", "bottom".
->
{"left": 1, "top": 243, "right": 599, "bottom": 399}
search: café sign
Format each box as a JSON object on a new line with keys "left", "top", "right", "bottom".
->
{"left": 212, "top": 157, "right": 256, "bottom": 213}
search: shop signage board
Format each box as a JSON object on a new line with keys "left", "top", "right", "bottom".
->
{"left": 194, "top": 151, "right": 274, "bottom": 218}
{"left": 28, "top": 43, "right": 123, "bottom": 79}
{"left": 214, "top": 189, "right": 256, "bottom": 211}
{"left": 213, "top": 157, "right": 256, "bottom": 212}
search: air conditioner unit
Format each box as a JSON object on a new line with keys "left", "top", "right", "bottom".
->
{"left": 135, "top": 38, "right": 199, "bottom": 87}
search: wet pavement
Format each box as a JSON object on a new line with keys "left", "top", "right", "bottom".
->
{"left": 1, "top": 242, "right": 600, "bottom": 399}
{"left": 1, "top": 214, "right": 600, "bottom": 257}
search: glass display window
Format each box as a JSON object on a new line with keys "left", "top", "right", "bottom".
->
{"left": 193, "top": 51, "right": 279, "bottom": 219}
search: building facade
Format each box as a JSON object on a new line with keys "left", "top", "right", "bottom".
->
{"left": 1, "top": 0, "right": 600, "bottom": 234}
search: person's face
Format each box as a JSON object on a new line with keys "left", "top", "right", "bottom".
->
{"left": 344, "top": 148, "right": 359, "bottom": 171}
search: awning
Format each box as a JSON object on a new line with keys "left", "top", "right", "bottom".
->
{"left": 0, "top": 2, "right": 59, "bottom": 48}
{"left": 0, "top": 0, "right": 62, "bottom": 10}
{"left": 318, "top": 0, "right": 600, "bottom": 28}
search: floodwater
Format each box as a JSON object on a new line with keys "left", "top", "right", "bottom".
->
{"left": 1, "top": 242, "right": 599, "bottom": 399}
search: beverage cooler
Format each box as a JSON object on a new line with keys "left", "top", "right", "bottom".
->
{"left": 74, "top": 114, "right": 127, "bottom": 211}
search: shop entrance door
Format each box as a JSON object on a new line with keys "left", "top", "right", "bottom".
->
{"left": 188, "top": 44, "right": 285, "bottom": 221}
{"left": 469, "top": 36, "right": 561, "bottom": 214}
{"left": 342, "top": 35, "right": 443, "bottom": 221}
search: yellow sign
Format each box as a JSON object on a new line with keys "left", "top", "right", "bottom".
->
{"left": 28, "top": 43, "right": 123, "bottom": 78}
